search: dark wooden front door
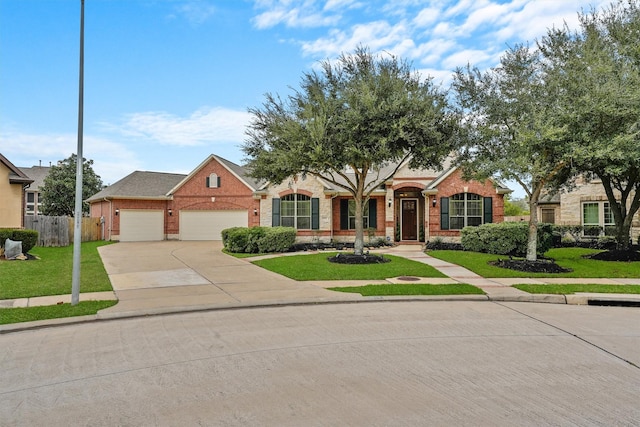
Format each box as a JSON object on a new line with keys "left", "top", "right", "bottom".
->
{"left": 401, "top": 199, "right": 418, "bottom": 240}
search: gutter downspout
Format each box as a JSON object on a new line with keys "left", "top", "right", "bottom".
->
{"left": 104, "top": 198, "right": 112, "bottom": 240}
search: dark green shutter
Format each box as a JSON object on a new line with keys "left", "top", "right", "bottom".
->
{"left": 311, "top": 198, "right": 320, "bottom": 230}
{"left": 440, "top": 197, "right": 449, "bottom": 230}
{"left": 205, "top": 176, "right": 210, "bottom": 187}
{"left": 483, "top": 197, "right": 493, "bottom": 224}
{"left": 340, "top": 199, "right": 349, "bottom": 230}
{"left": 272, "top": 198, "right": 281, "bottom": 227}
{"left": 368, "top": 199, "right": 377, "bottom": 229}
{"left": 217, "top": 176, "right": 221, "bottom": 187}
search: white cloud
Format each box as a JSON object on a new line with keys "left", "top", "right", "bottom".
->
{"left": 252, "top": 0, "right": 342, "bottom": 29}
{"left": 114, "top": 107, "right": 251, "bottom": 147}
{"left": 0, "top": 130, "right": 142, "bottom": 186}
{"left": 169, "top": 1, "right": 217, "bottom": 26}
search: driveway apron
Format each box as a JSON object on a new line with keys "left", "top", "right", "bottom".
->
{"left": 98, "top": 241, "right": 358, "bottom": 316}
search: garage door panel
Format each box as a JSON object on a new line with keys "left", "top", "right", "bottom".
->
{"left": 120, "top": 210, "right": 164, "bottom": 242}
{"left": 180, "top": 210, "right": 247, "bottom": 241}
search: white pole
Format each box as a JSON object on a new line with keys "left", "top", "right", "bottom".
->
{"left": 71, "top": 0, "right": 85, "bottom": 305}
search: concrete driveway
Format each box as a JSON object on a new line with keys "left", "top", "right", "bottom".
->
{"left": 98, "top": 241, "right": 359, "bottom": 317}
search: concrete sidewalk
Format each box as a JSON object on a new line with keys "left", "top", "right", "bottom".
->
{"left": 2, "top": 242, "right": 640, "bottom": 330}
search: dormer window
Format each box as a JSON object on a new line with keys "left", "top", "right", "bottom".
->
{"left": 206, "top": 173, "right": 220, "bottom": 188}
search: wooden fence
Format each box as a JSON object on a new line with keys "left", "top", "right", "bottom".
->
{"left": 24, "top": 215, "right": 102, "bottom": 247}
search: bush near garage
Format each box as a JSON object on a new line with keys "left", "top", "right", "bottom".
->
{"left": 0, "top": 229, "right": 39, "bottom": 254}
{"left": 460, "top": 222, "right": 553, "bottom": 257}
{"left": 221, "top": 226, "right": 296, "bottom": 253}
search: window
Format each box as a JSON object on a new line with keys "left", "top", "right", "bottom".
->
{"left": 449, "top": 193, "right": 483, "bottom": 230}
{"left": 583, "top": 201, "right": 616, "bottom": 227}
{"left": 206, "top": 173, "right": 220, "bottom": 188}
{"left": 348, "top": 200, "right": 369, "bottom": 229}
{"left": 541, "top": 208, "right": 555, "bottom": 224}
{"left": 26, "top": 192, "right": 36, "bottom": 215}
{"left": 280, "top": 194, "right": 311, "bottom": 229}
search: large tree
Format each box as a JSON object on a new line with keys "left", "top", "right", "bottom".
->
{"left": 243, "top": 47, "right": 457, "bottom": 255}
{"left": 40, "top": 154, "right": 103, "bottom": 216}
{"left": 452, "top": 45, "right": 573, "bottom": 261}
{"left": 541, "top": 0, "right": 640, "bottom": 250}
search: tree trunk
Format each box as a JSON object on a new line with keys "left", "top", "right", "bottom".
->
{"left": 353, "top": 196, "right": 365, "bottom": 256}
{"left": 527, "top": 187, "right": 542, "bottom": 262}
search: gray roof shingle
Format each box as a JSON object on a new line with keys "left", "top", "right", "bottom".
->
{"left": 87, "top": 171, "right": 186, "bottom": 201}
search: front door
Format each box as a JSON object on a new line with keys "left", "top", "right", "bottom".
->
{"left": 401, "top": 199, "right": 418, "bottom": 240}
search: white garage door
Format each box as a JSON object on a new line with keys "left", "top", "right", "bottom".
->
{"left": 180, "top": 210, "right": 248, "bottom": 241}
{"left": 120, "top": 210, "right": 164, "bottom": 242}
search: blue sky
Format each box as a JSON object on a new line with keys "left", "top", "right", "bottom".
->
{"left": 1, "top": 0, "right": 609, "bottom": 194}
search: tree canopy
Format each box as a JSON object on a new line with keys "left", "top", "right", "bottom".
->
{"left": 452, "top": 45, "right": 573, "bottom": 260}
{"left": 40, "top": 154, "right": 103, "bottom": 217}
{"left": 541, "top": 0, "right": 640, "bottom": 249}
{"left": 243, "top": 47, "right": 457, "bottom": 255}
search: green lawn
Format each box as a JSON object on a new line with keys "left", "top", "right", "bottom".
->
{"left": 513, "top": 284, "right": 640, "bottom": 294}
{"left": 428, "top": 248, "right": 640, "bottom": 278}
{"left": 328, "top": 283, "right": 484, "bottom": 296}
{"left": 252, "top": 252, "right": 446, "bottom": 280}
{"left": 0, "top": 241, "right": 113, "bottom": 299}
{"left": 0, "top": 301, "right": 117, "bottom": 325}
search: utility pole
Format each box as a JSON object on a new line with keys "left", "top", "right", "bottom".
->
{"left": 71, "top": 0, "right": 85, "bottom": 305}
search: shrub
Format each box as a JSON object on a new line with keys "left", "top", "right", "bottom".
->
{"left": 257, "top": 227, "right": 296, "bottom": 253}
{"left": 0, "top": 229, "right": 13, "bottom": 248}
{"left": 246, "top": 227, "right": 267, "bottom": 253}
{"left": 10, "top": 229, "right": 38, "bottom": 253}
{"left": 461, "top": 222, "right": 553, "bottom": 257}
{"left": 583, "top": 225, "right": 602, "bottom": 237}
{"left": 223, "top": 227, "right": 250, "bottom": 253}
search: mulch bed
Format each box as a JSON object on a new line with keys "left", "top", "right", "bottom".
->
{"left": 584, "top": 250, "right": 640, "bottom": 262}
{"left": 328, "top": 253, "right": 390, "bottom": 264}
{"left": 489, "top": 258, "right": 572, "bottom": 274}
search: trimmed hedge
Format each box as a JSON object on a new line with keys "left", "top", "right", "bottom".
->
{"left": 461, "top": 222, "right": 553, "bottom": 257}
{"left": 221, "top": 226, "right": 296, "bottom": 253}
{"left": 0, "top": 229, "right": 39, "bottom": 253}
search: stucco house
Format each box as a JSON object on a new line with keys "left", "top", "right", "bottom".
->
{"left": 87, "top": 154, "right": 510, "bottom": 243}
{"left": 0, "top": 153, "right": 33, "bottom": 228}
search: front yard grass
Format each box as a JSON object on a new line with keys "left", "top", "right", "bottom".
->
{"left": 328, "top": 283, "right": 484, "bottom": 296}
{"left": 513, "top": 284, "right": 640, "bottom": 294}
{"left": 428, "top": 247, "right": 640, "bottom": 278}
{"left": 0, "top": 241, "right": 113, "bottom": 299}
{"left": 252, "top": 252, "right": 446, "bottom": 281}
{"left": 0, "top": 301, "right": 117, "bottom": 325}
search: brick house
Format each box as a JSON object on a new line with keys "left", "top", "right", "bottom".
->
{"left": 0, "top": 153, "right": 33, "bottom": 228}
{"left": 87, "top": 154, "right": 509, "bottom": 242}
{"left": 255, "top": 158, "right": 510, "bottom": 243}
{"left": 87, "top": 155, "right": 262, "bottom": 241}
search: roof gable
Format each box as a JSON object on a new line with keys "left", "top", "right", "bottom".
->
{"left": 1, "top": 153, "right": 33, "bottom": 185}
{"left": 167, "top": 154, "right": 262, "bottom": 195}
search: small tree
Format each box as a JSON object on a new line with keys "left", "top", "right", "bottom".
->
{"left": 40, "top": 154, "right": 103, "bottom": 216}
{"left": 244, "top": 47, "right": 457, "bottom": 255}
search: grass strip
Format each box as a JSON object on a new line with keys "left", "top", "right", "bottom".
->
{"left": 0, "top": 241, "right": 113, "bottom": 299}
{"left": 328, "top": 283, "right": 484, "bottom": 296}
{"left": 0, "top": 300, "right": 118, "bottom": 325}
{"left": 513, "top": 284, "right": 640, "bottom": 294}
{"left": 428, "top": 248, "right": 640, "bottom": 278}
{"left": 252, "top": 252, "right": 446, "bottom": 280}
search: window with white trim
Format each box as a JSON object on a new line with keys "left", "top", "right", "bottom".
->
{"left": 281, "top": 194, "right": 311, "bottom": 229}
{"left": 582, "top": 201, "right": 616, "bottom": 227}
{"left": 348, "top": 200, "right": 369, "bottom": 229}
{"left": 450, "top": 193, "right": 482, "bottom": 230}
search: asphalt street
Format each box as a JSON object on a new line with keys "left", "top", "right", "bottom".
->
{"left": 2, "top": 301, "right": 639, "bottom": 426}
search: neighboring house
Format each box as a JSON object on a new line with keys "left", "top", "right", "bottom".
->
{"left": 87, "top": 153, "right": 510, "bottom": 242}
{"left": 18, "top": 164, "right": 51, "bottom": 216}
{"left": 0, "top": 153, "right": 33, "bottom": 228}
{"left": 536, "top": 176, "right": 640, "bottom": 241}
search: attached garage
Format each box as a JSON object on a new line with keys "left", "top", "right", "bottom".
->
{"left": 120, "top": 210, "right": 164, "bottom": 242}
{"left": 180, "top": 210, "right": 248, "bottom": 240}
